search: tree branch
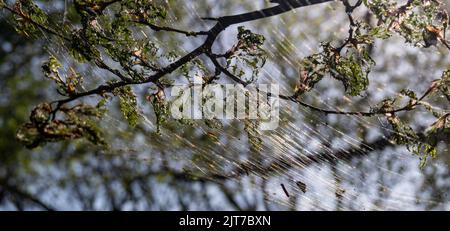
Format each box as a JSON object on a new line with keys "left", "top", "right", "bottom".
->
{"left": 209, "top": 50, "right": 438, "bottom": 117}
{"left": 46, "top": 0, "right": 334, "bottom": 108}
{"left": 133, "top": 19, "right": 209, "bottom": 37}
{"left": 0, "top": 178, "right": 55, "bottom": 211}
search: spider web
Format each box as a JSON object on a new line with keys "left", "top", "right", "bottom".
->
{"left": 8, "top": 0, "right": 449, "bottom": 211}
{"left": 85, "top": 0, "right": 448, "bottom": 210}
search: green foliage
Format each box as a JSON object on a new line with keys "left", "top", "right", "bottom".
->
{"left": 42, "top": 55, "right": 61, "bottom": 78}
{"left": 380, "top": 99, "right": 432, "bottom": 168}
{"left": 12, "top": 0, "right": 48, "bottom": 36}
{"left": 333, "top": 49, "right": 374, "bottom": 96}
{"left": 237, "top": 26, "right": 266, "bottom": 50}
{"left": 3, "top": 0, "right": 449, "bottom": 168}
{"left": 69, "top": 0, "right": 168, "bottom": 68}
{"left": 226, "top": 26, "right": 267, "bottom": 83}
{"left": 121, "top": 0, "right": 167, "bottom": 22}
{"left": 42, "top": 55, "right": 83, "bottom": 96}
{"left": 148, "top": 88, "right": 169, "bottom": 134}
{"left": 113, "top": 85, "right": 140, "bottom": 127}
{"left": 298, "top": 42, "right": 375, "bottom": 96}
{"left": 438, "top": 69, "right": 450, "bottom": 101}
{"left": 370, "top": 83, "right": 449, "bottom": 168}
{"left": 70, "top": 30, "right": 101, "bottom": 62}
{"left": 16, "top": 103, "right": 106, "bottom": 149}
{"left": 364, "top": 0, "right": 448, "bottom": 47}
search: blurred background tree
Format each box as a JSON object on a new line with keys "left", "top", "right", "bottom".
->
{"left": 0, "top": 0, "right": 449, "bottom": 210}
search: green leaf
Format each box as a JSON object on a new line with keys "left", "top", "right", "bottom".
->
{"left": 69, "top": 30, "right": 101, "bottom": 62}
{"left": 13, "top": 0, "right": 49, "bottom": 36}
{"left": 226, "top": 27, "right": 267, "bottom": 83}
{"left": 16, "top": 103, "right": 107, "bottom": 149}
{"left": 114, "top": 86, "right": 140, "bottom": 127}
